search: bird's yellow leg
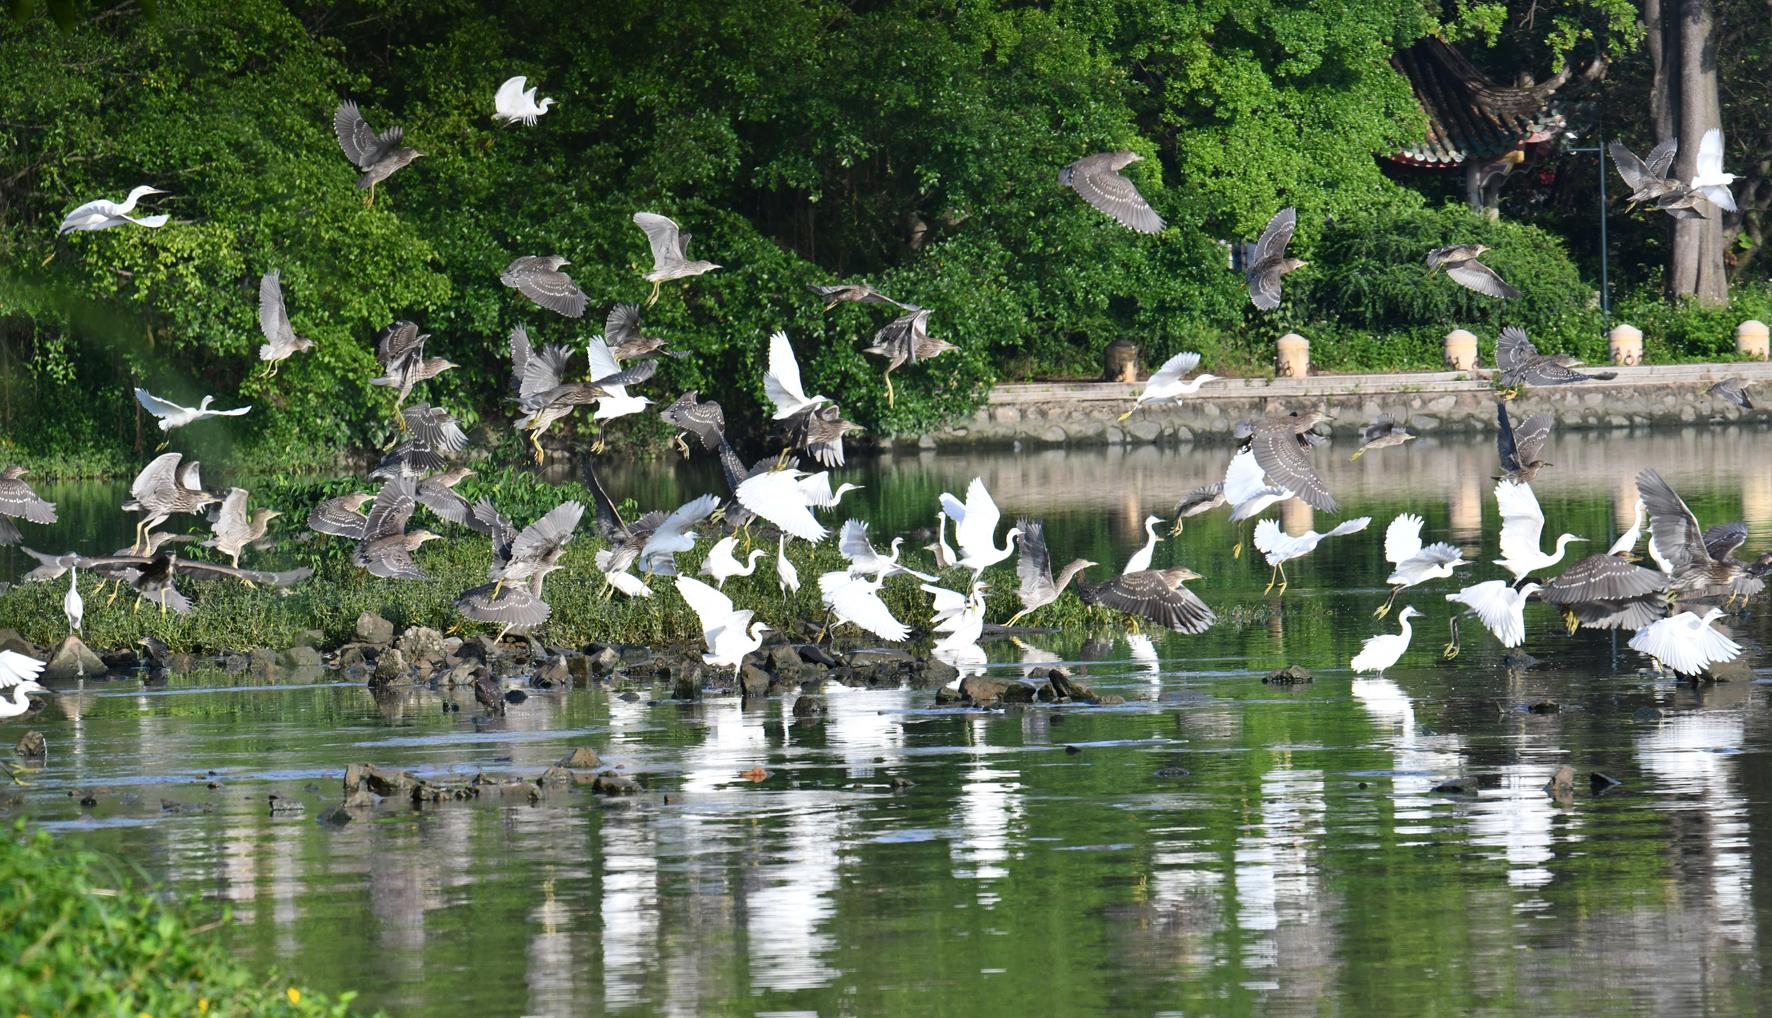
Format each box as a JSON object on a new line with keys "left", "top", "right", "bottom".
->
{"left": 1004, "top": 608, "right": 1030, "bottom": 628}
{"left": 155, "top": 439, "right": 169, "bottom": 453}
{"left": 1168, "top": 519, "right": 1184, "bottom": 538}
{"left": 1374, "top": 589, "right": 1397, "bottom": 618}
{"left": 1128, "top": 616, "right": 1143, "bottom": 636}
{"left": 365, "top": 182, "right": 376, "bottom": 208}
{"left": 132, "top": 596, "right": 142, "bottom": 614}
{"left": 490, "top": 577, "right": 505, "bottom": 601}
{"left": 674, "top": 433, "right": 690, "bottom": 459}
{"left": 1350, "top": 447, "right": 1365, "bottom": 462}
{"left": 884, "top": 370, "right": 896, "bottom": 410}
{"left": 1116, "top": 407, "right": 1136, "bottom": 423}
{"left": 1442, "top": 618, "right": 1460, "bottom": 659}
{"left": 1277, "top": 562, "right": 1288, "bottom": 595}
{"left": 1264, "top": 564, "right": 1278, "bottom": 595}
{"left": 1564, "top": 609, "right": 1579, "bottom": 636}
{"left": 774, "top": 448, "right": 791, "bottom": 470}
{"left": 530, "top": 431, "right": 545, "bottom": 466}
{"left": 644, "top": 280, "right": 661, "bottom": 308}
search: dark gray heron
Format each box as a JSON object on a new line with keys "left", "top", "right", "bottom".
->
{"left": 1609, "top": 139, "right": 1682, "bottom": 208}
{"left": 1169, "top": 481, "right": 1225, "bottom": 536}
{"left": 1245, "top": 207, "right": 1304, "bottom": 311}
{"left": 1059, "top": 151, "right": 1164, "bottom": 233}
{"left": 1078, "top": 566, "right": 1215, "bottom": 634}
{"left": 477, "top": 498, "right": 583, "bottom": 601}
{"left": 806, "top": 281, "right": 914, "bottom": 312}
{"left": 513, "top": 338, "right": 658, "bottom": 465}
{"left": 371, "top": 403, "right": 468, "bottom": 480}
{"left": 1494, "top": 326, "right": 1615, "bottom": 398}
{"left": 1540, "top": 551, "right": 1670, "bottom": 634}
{"left": 1638, "top": 468, "right": 1748, "bottom": 601}
{"left": 307, "top": 491, "right": 375, "bottom": 540}
{"left": 202, "top": 487, "right": 281, "bottom": 568}
{"left": 632, "top": 212, "right": 720, "bottom": 306}
{"left": 0, "top": 466, "right": 56, "bottom": 547}
{"left": 781, "top": 402, "right": 862, "bottom": 469}
{"left": 123, "top": 453, "right": 219, "bottom": 552}
{"left": 455, "top": 582, "right": 550, "bottom": 638}
{"left": 257, "top": 269, "right": 313, "bottom": 377}
{"left": 371, "top": 321, "right": 454, "bottom": 423}
{"left": 353, "top": 478, "right": 441, "bottom": 580}
{"left": 1425, "top": 245, "right": 1520, "bottom": 299}
{"left": 606, "top": 303, "right": 681, "bottom": 361}
{"left": 863, "top": 307, "right": 956, "bottom": 408}
{"left": 659, "top": 390, "right": 727, "bottom": 457}
{"left": 586, "top": 456, "right": 666, "bottom": 576}
{"left": 334, "top": 100, "right": 422, "bottom": 206}
{"left": 1006, "top": 518, "right": 1096, "bottom": 626}
{"left": 1708, "top": 377, "right": 1754, "bottom": 411}
{"left": 1654, "top": 187, "right": 1707, "bottom": 220}
{"left": 1351, "top": 414, "right": 1415, "bottom": 461}
{"left": 500, "top": 255, "right": 588, "bottom": 318}
{"left": 415, "top": 466, "right": 477, "bottom": 529}
{"left": 1495, "top": 400, "right": 1553, "bottom": 482}
{"left": 1241, "top": 410, "right": 1339, "bottom": 512}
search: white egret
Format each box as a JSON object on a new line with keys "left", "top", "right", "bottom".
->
{"left": 0, "top": 650, "right": 48, "bottom": 780}
{"left": 1629, "top": 608, "right": 1741, "bottom": 676}
{"left": 586, "top": 336, "right": 654, "bottom": 447}
{"left": 638, "top": 494, "right": 721, "bottom": 575}
{"left": 1223, "top": 448, "right": 1293, "bottom": 558}
{"left": 838, "top": 520, "right": 935, "bottom": 581}
{"left": 58, "top": 186, "right": 168, "bottom": 234}
{"left": 776, "top": 535, "right": 800, "bottom": 594}
{"left": 64, "top": 565, "right": 84, "bottom": 635}
{"left": 1689, "top": 128, "right": 1738, "bottom": 212}
{"left": 1117, "top": 351, "right": 1219, "bottom": 421}
{"left": 1252, "top": 515, "right": 1372, "bottom": 594}
{"left": 1007, "top": 519, "right": 1096, "bottom": 626}
{"left": 1493, "top": 479, "right": 1585, "bottom": 581}
{"left": 1351, "top": 606, "right": 1423, "bottom": 676}
{"left": 675, "top": 575, "right": 769, "bottom": 675}
{"left": 763, "top": 330, "right": 830, "bottom": 420}
{"left": 736, "top": 468, "right": 828, "bottom": 542}
{"left": 925, "top": 512, "right": 957, "bottom": 570}
{"left": 701, "top": 535, "right": 766, "bottom": 589}
{"left": 604, "top": 570, "right": 652, "bottom": 599}
{"left": 1121, "top": 514, "right": 1165, "bottom": 574}
{"left": 795, "top": 472, "right": 862, "bottom": 510}
{"left": 1378, "top": 513, "right": 1467, "bottom": 617}
{"left": 939, "top": 477, "right": 1022, "bottom": 577}
{"left": 493, "top": 75, "right": 555, "bottom": 125}
{"left": 133, "top": 388, "right": 251, "bottom": 440}
{"left": 818, "top": 571, "right": 910, "bottom": 642}
{"left": 925, "top": 579, "right": 989, "bottom": 646}
{"left": 1443, "top": 581, "right": 1539, "bottom": 658}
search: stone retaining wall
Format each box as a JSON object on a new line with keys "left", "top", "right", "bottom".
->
{"left": 910, "top": 362, "right": 1772, "bottom": 448}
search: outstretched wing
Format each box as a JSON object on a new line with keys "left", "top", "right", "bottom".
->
{"left": 632, "top": 212, "right": 685, "bottom": 270}
{"left": 764, "top": 330, "right": 813, "bottom": 416}
{"left": 1384, "top": 513, "right": 1425, "bottom": 566}
{"left": 1015, "top": 518, "right": 1054, "bottom": 605}
{"left": 1089, "top": 571, "right": 1216, "bottom": 634}
{"left": 1608, "top": 141, "right": 1652, "bottom": 191}
{"left": 1248, "top": 425, "right": 1337, "bottom": 512}
{"left": 674, "top": 574, "right": 736, "bottom": 634}
{"left": 1511, "top": 412, "right": 1554, "bottom": 467}
{"left": 1637, "top": 469, "right": 1709, "bottom": 573}
{"left": 258, "top": 270, "right": 293, "bottom": 347}
{"left": 1446, "top": 260, "right": 1521, "bottom": 300}
{"left": 1494, "top": 326, "right": 1537, "bottom": 375}
{"left": 133, "top": 388, "right": 186, "bottom": 420}
{"left": 1645, "top": 138, "right": 1679, "bottom": 178}
{"left": 606, "top": 303, "right": 643, "bottom": 347}
{"left": 1146, "top": 351, "right": 1202, "bottom": 389}
{"left": 1059, "top": 153, "right": 1164, "bottom": 234}
{"left": 1494, "top": 479, "right": 1549, "bottom": 565}
{"left": 334, "top": 100, "right": 390, "bottom": 170}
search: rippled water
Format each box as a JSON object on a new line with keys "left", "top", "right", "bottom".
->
{"left": 8, "top": 427, "right": 1772, "bottom": 1016}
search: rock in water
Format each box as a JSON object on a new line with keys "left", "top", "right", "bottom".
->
{"left": 1263, "top": 665, "right": 1313, "bottom": 685}
{"left": 396, "top": 626, "right": 447, "bottom": 665}
{"left": 14, "top": 730, "right": 46, "bottom": 758}
{"left": 43, "top": 635, "right": 106, "bottom": 680}
{"left": 355, "top": 611, "right": 396, "bottom": 645}
{"left": 370, "top": 647, "right": 408, "bottom": 685}
{"left": 1544, "top": 764, "right": 1575, "bottom": 799}
{"left": 558, "top": 746, "right": 602, "bottom": 769}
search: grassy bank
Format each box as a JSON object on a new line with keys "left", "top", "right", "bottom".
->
{"left": 0, "top": 823, "right": 372, "bottom": 1015}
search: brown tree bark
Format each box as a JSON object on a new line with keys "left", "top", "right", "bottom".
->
{"left": 1644, "top": 0, "right": 1674, "bottom": 142}
{"left": 1668, "top": 0, "right": 1730, "bottom": 304}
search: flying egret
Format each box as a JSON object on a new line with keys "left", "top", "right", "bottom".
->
{"left": 1629, "top": 608, "right": 1741, "bottom": 676}
{"left": 939, "top": 478, "right": 1022, "bottom": 577}
{"left": 795, "top": 472, "right": 862, "bottom": 511}
{"left": 838, "top": 520, "right": 934, "bottom": 581}
{"left": 1379, "top": 513, "right": 1468, "bottom": 617}
{"left": 1223, "top": 448, "right": 1292, "bottom": 559}
{"left": 735, "top": 468, "right": 828, "bottom": 543}
{"left": 701, "top": 535, "right": 766, "bottom": 589}
{"left": 334, "top": 100, "right": 422, "bottom": 206}
{"left": 818, "top": 571, "right": 910, "bottom": 642}
{"left": 1118, "top": 351, "right": 1218, "bottom": 421}
{"left": 133, "top": 388, "right": 251, "bottom": 441}
{"left": 1121, "top": 514, "right": 1165, "bottom": 574}
{"left": 257, "top": 270, "right": 313, "bottom": 376}
{"left": 1689, "top": 128, "right": 1738, "bottom": 212}
{"left": 1245, "top": 207, "right": 1305, "bottom": 310}
{"left": 1059, "top": 151, "right": 1164, "bottom": 233}
{"left": 1006, "top": 518, "right": 1096, "bottom": 626}
{"left": 776, "top": 535, "right": 800, "bottom": 594}
{"left": 493, "top": 75, "right": 555, "bottom": 125}
{"left": 638, "top": 494, "right": 721, "bottom": 576}
{"left": 1252, "top": 515, "right": 1372, "bottom": 594}
{"left": 1351, "top": 606, "right": 1423, "bottom": 676}
{"left": 925, "top": 578, "right": 990, "bottom": 648}
{"left": 58, "top": 186, "right": 168, "bottom": 234}
{"left": 676, "top": 575, "right": 768, "bottom": 676}
{"left": 585, "top": 335, "right": 655, "bottom": 450}
{"left": 1494, "top": 480, "right": 1585, "bottom": 581}
{"left": 632, "top": 212, "right": 720, "bottom": 306}
{"left": 1078, "top": 567, "right": 1215, "bottom": 634}
{"left": 605, "top": 569, "right": 652, "bottom": 599}
{"left": 1443, "top": 581, "right": 1539, "bottom": 658}
{"left": 763, "top": 330, "right": 830, "bottom": 420}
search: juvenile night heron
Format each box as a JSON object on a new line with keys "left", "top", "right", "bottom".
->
{"left": 123, "top": 453, "right": 219, "bottom": 552}
{"left": 68, "top": 551, "right": 309, "bottom": 616}
{"left": 1005, "top": 518, "right": 1096, "bottom": 626}
{"left": 1708, "top": 377, "right": 1754, "bottom": 411}
{"left": 0, "top": 465, "right": 57, "bottom": 547}
{"left": 1539, "top": 544, "right": 1669, "bottom": 635}
{"left": 1493, "top": 326, "right": 1615, "bottom": 398}
{"left": 371, "top": 321, "right": 455, "bottom": 422}
{"left": 807, "top": 281, "right": 913, "bottom": 312}
{"left": 939, "top": 477, "right": 1023, "bottom": 578}
{"left": 1494, "top": 479, "right": 1586, "bottom": 581}
{"left": 307, "top": 491, "right": 375, "bottom": 540}
{"left": 493, "top": 75, "right": 555, "bottom": 125}
{"left": 501, "top": 255, "right": 588, "bottom": 318}
{"left": 632, "top": 212, "right": 720, "bottom": 306}
{"left": 133, "top": 389, "right": 251, "bottom": 445}
{"left": 676, "top": 575, "right": 769, "bottom": 675}
{"left": 659, "top": 390, "right": 727, "bottom": 458}
{"left": 455, "top": 583, "right": 550, "bottom": 639}
{"left": 1378, "top": 513, "right": 1468, "bottom": 617}
{"left": 1638, "top": 468, "right": 1750, "bottom": 600}
{"left": 780, "top": 403, "right": 862, "bottom": 469}
{"left": 1118, "top": 351, "right": 1219, "bottom": 421}
{"left": 353, "top": 478, "right": 441, "bottom": 580}
{"left": 1495, "top": 401, "right": 1553, "bottom": 482}
{"left": 1629, "top": 608, "right": 1741, "bottom": 676}
{"left": 586, "top": 455, "right": 666, "bottom": 576}
{"left": 257, "top": 269, "right": 313, "bottom": 376}
{"left": 1252, "top": 516, "right": 1371, "bottom": 595}
{"left": 1350, "top": 606, "right": 1423, "bottom": 676}
{"left": 415, "top": 466, "right": 477, "bottom": 528}
{"left": 1245, "top": 207, "right": 1304, "bottom": 311}
{"left": 58, "top": 186, "right": 168, "bottom": 234}
{"left": 1690, "top": 128, "right": 1738, "bottom": 212}
{"left": 864, "top": 308, "right": 956, "bottom": 408}
{"left": 202, "top": 487, "right": 281, "bottom": 568}
{"left": 481, "top": 499, "right": 584, "bottom": 602}
{"left": 1078, "top": 567, "right": 1215, "bottom": 634}
{"left": 606, "top": 303, "right": 677, "bottom": 362}
{"left": 1059, "top": 151, "right": 1164, "bottom": 233}
{"left": 334, "top": 100, "right": 422, "bottom": 206}
{"left": 513, "top": 337, "right": 657, "bottom": 465}
{"left": 1242, "top": 410, "right": 1339, "bottom": 513}
{"left": 1424, "top": 245, "right": 1520, "bottom": 299}
{"left": 1654, "top": 186, "right": 1707, "bottom": 220}
{"left": 1169, "top": 481, "right": 1225, "bottom": 536}
{"left": 1609, "top": 139, "right": 1682, "bottom": 208}
{"left": 1350, "top": 415, "right": 1415, "bottom": 461}
{"left": 371, "top": 404, "right": 468, "bottom": 480}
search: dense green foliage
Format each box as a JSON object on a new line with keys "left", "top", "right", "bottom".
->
{"left": 0, "top": 1, "right": 1766, "bottom": 477}
{"left": 0, "top": 823, "right": 371, "bottom": 1015}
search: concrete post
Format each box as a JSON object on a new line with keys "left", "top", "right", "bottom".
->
{"left": 1736, "top": 320, "right": 1769, "bottom": 360}
{"left": 1275, "top": 333, "right": 1309, "bottom": 378}
{"left": 1103, "top": 339, "right": 1139, "bottom": 383}
{"left": 1608, "top": 323, "right": 1643, "bottom": 366}
{"left": 1443, "top": 329, "right": 1478, "bottom": 370}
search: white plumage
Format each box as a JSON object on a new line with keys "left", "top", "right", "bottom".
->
{"left": 604, "top": 570, "right": 652, "bottom": 599}
{"left": 819, "top": 571, "right": 910, "bottom": 642}
{"left": 58, "top": 185, "right": 168, "bottom": 234}
{"left": 938, "top": 477, "right": 1022, "bottom": 576}
{"left": 586, "top": 336, "right": 653, "bottom": 423}
{"left": 676, "top": 575, "right": 769, "bottom": 672}
{"left": 1378, "top": 513, "right": 1467, "bottom": 616}
{"left": 1493, "top": 480, "right": 1585, "bottom": 580}
{"left": 133, "top": 388, "right": 252, "bottom": 432}
{"left": 736, "top": 468, "right": 828, "bottom": 542}
{"left": 795, "top": 472, "right": 862, "bottom": 510}
{"left": 763, "top": 330, "right": 829, "bottom": 419}
{"left": 638, "top": 494, "right": 721, "bottom": 575}
{"left": 1351, "top": 606, "right": 1423, "bottom": 675}
{"left": 1119, "top": 351, "right": 1220, "bottom": 419}
{"left": 700, "top": 535, "right": 765, "bottom": 589}
{"left": 1223, "top": 448, "right": 1292, "bottom": 522}
{"left": 776, "top": 535, "right": 800, "bottom": 594}
{"left": 64, "top": 565, "right": 83, "bottom": 633}
{"left": 922, "top": 580, "right": 988, "bottom": 651}
{"left": 0, "top": 650, "right": 48, "bottom": 720}
{"left": 927, "top": 512, "right": 957, "bottom": 570}
{"left": 1689, "top": 128, "right": 1738, "bottom": 212}
{"left": 1629, "top": 608, "right": 1741, "bottom": 676}
{"left": 1121, "top": 514, "right": 1164, "bottom": 574}
{"left": 493, "top": 75, "right": 556, "bottom": 125}
{"left": 838, "top": 520, "right": 934, "bottom": 581}
{"left": 1446, "top": 580, "right": 1538, "bottom": 648}
{"left": 1253, "top": 515, "right": 1371, "bottom": 592}
{"left": 1609, "top": 498, "right": 1646, "bottom": 557}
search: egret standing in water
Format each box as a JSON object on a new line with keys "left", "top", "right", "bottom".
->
{"left": 0, "top": 651, "right": 48, "bottom": 780}
{"left": 1351, "top": 606, "right": 1423, "bottom": 676}
{"left": 1252, "top": 516, "right": 1371, "bottom": 595}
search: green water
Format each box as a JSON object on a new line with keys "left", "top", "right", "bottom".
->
{"left": 8, "top": 427, "right": 1772, "bottom": 1016}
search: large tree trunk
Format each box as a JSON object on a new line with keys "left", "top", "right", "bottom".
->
{"left": 1668, "top": 0, "right": 1730, "bottom": 304}
{"left": 1644, "top": 0, "right": 1674, "bottom": 142}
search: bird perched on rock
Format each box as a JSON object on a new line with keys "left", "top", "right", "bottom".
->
{"left": 58, "top": 185, "right": 169, "bottom": 234}
{"left": 334, "top": 100, "right": 422, "bottom": 206}
{"left": 1059, "top": 151, "right": 1164, "bottom": 233}
{"left": 202, "top": 488, "right": 281, "bottom": 568}
{"left": 632, "top": 212, "right": 720, "bottom": 306}
{"left": 1351, "top": 415, "right": 1414, "bottom": 461}
{"left": 0, "top": 466, "right": 56, "bottom": 547}
{"left": 500, "top": 255, "right": 588, "bottom": 318}
{"left": 1708, "top": 377, "right": 1754, "bottom": 411}
{"left": 1245, "top": 208, "right": 1304, "bottom": 311}
{"left": 1425, "top": 245, "right": 1520, "bottom": 299}
{"left": 353, "top": 478, "right": 441, "bottom": 581}
{"left": 493, "top": 75, "right": 555, "bottom": 125}
{"left": 1493, "top": 326, "right": 1615, "bottom": 398}
{"left": 257, "top": 269, "right": 313, "bottom": 376}
{"left": 864, "top": 308, "right": 955, "bottom": 408}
